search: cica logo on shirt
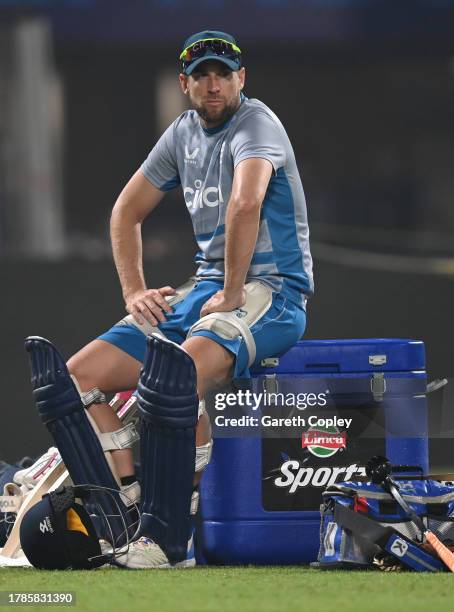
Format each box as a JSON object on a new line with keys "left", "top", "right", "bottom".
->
{"left": 184, "top": 179, "right": 224, "bottom": 210}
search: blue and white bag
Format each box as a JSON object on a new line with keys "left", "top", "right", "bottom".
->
{"left": 318, "top": 478, "right": 454, "bottom": 571}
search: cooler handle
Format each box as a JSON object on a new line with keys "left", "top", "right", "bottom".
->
{"left": 304, "top": 363, "right": 341, "bottom": 373}
{"left": 391, "top": 464, "right": 425, "bottom": 476}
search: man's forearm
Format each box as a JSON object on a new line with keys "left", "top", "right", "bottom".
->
{"left": 110, "top": 208, "right": 146, "bottom": 301}
{"left": 224, "top": 200, "right": 261, "bottom": 296}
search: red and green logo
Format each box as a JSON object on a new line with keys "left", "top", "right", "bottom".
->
{"left": 301, "top": 426, "right": 346, "bottom": 458}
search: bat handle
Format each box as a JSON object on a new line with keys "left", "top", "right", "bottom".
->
{"left": 426, "top": 531, "right": 454, "bottom": 573}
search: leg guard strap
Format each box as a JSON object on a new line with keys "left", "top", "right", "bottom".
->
{"left": 190, "top": 490, "right": 199, "bottom": 515}
{"left": 98, "top": 423, "right": 139, "bottom": 452}
{"left": 120, "top": 481, "right": 141, "bottom": 507}
{"left": 80, "top": 387, "right": 107, "bottom": 406}
{"left": 195, "top": 440, "right": 213, "bottom": 473}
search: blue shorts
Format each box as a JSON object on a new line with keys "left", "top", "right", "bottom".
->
{"left": 98, "top": 279, "right": 306, "bottom": 379}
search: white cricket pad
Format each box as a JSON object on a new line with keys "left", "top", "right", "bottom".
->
{"left": 187, "top": 281, "right": 273, "bottom": 366}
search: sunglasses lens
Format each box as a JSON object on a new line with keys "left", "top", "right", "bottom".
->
{"left": 211, "top": 40, "right": 224, "bottom": 53}
{"left": 181, "top": 39, "right": 241, "bottom": 71}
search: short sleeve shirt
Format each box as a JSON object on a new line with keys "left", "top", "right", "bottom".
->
{"left": 141, "top": 97, "right": 313, "bottom": 306}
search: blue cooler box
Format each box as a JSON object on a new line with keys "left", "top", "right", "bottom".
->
{"left": 199, "top": 338, "right": 428, "bottom": 565}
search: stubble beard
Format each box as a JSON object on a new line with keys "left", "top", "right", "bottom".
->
{"left": 193, "top": 97, "right": 240, "bottom": 128}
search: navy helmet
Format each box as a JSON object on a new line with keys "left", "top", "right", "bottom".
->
{"left": 20, "top": 485, "right": 128, "bottom": 570}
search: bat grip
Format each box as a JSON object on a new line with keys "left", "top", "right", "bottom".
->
{"left": 385, "top": 476, "right": 454, "bottom": 572}
{"left": 426, "top": 531, "right": 454, "bottom": 573}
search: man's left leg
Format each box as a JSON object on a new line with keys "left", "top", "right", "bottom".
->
{"left": 115, "top": 334, "right": 232, "bottom": 569}
{"left": 183, "top": 335, "right": 234, "bottom": 400}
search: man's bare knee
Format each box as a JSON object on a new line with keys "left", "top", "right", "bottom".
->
{"left": 67, "top": 339, "right": 141, "bottom": 393}
{"left": 67, "top": 353, "right": 91, "bottom": 390}
{"left": 67, "top": 345, "right": 105, "bottom": 391}
{"left": 182, "top": 336, "right": 234, "bottom": 398}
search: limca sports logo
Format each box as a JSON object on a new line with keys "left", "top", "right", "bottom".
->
{"left": 301, "top": 425, "right": 346, "bottom": 458}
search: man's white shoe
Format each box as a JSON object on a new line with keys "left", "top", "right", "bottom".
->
{"left": 113, "top": 535, "right": 195, "bottom": 569}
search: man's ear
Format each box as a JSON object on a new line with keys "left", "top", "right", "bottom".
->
{"left": 179, "top": 73, "right": 189, "bottom": 95}
{"left": 239, "top": 67, "right": 246, "bottom": 90}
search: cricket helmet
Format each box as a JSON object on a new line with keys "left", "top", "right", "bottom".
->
{"left": 20, "top": 484, "right": 137, "bottom": 569}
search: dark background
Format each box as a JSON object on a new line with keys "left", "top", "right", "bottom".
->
{"left": 1, "top": 1, "right": 454, "bottom": 467}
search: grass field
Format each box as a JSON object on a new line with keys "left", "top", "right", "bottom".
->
{"left": 1, "top": 567, "right": 454, "bottom": 612}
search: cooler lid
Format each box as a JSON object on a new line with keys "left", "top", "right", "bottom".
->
{"left": 251, "top": 338, "right": 425, "bottom": 374}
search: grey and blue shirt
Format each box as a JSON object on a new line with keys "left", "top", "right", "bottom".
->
{"left": 141, "top": 97, "right": 313, "bottom": 307}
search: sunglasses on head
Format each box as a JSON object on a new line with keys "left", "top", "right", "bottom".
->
{"left": 180, "top": 38, "right": 242, "bottom": 71}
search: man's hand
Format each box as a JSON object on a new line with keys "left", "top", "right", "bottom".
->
{"left": 200, "top": 289, "right": 246, "bottom": 318}
{"left": 125, "top": 286, "right": 176, "bottom": 326}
